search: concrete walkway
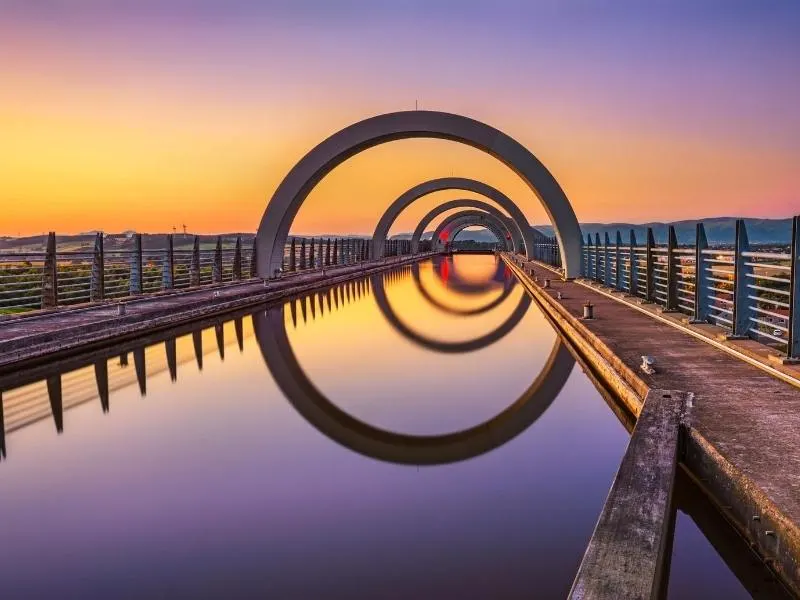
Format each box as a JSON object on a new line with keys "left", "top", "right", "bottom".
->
{"left": 502, "top": 254, "right": 800, "bottom": 596}
{"left": 0, "top": 254, "right": 431, "bottom": 373}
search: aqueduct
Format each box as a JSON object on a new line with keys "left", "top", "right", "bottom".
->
{"left": 371, "top": 177, "right": 533, "bottom": 259}
{"left": 255, "top": 110, "right": 582, "bottom": 279}
{"left": 410, "top": 198, "right": 522, "bottom": 253}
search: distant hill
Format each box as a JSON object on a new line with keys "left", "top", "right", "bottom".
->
{"left": 533, "top": 217, "right": 793, "bottom": 246}
{"left": 1, "top": 217, "right": 792, "bottom": 251}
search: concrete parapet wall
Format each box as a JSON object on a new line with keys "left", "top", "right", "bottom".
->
{"left": 501, "top": 253, "right": 800, "bottom": 596}
{"left": 0, "top": 253, "right": 434, "bottom": 374}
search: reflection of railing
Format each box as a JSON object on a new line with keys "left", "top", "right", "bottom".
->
{"left": 0, "top": 318, "right": 251, "bottom": 459}
{"left": 0, "top": 264, "right": 416, "bottom": 459}
{"left": 567, "top": 218, "right": 800, "bottom": 361}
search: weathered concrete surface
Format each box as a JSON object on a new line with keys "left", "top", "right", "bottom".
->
{"left": 570, "top": 389, "right": 689, "bottom": 600}
{"left": 0, "top": 254, "right": 432, "bottom": 373}
{"left": 502, "top": 254, "right": 800, "bottom": 596}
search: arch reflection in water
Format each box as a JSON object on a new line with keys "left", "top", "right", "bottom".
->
{"left": 372, "top": 271, "right": 531, "bottom": 354}
{"left": 253, "top": 300, "right": 574, "bottom": 465}
{"left": 413, "top": 262, "right": 516, "bottom": 317}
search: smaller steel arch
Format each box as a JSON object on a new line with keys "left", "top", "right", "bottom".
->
{"left": 432, "top": 210, "right": 509, "bottom": 252}
{"left": 370, "top": 176, "right": 537, "bottom": 261}
{"left": 411, "top": 198, "right": 522, "bottom": 254}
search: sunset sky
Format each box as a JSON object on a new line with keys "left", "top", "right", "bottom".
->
{"left": 1, "top": 0, "right": 798, "bottom": 236}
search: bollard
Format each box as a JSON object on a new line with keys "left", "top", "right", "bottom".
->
{"left": 557, "top": 291, "right": 563, "bottom": 300}
{"left": 583, "top": 302, "right": 594, "bottom": 319}
{"left": 543, "top": 279, "right": 551, "bottom": 288}
{"left": 117, "top": 303, "right": 126, "bottom": 316}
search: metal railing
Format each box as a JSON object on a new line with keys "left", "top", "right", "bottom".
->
{"left": 531, "top": 232, "right": 562, "bottom": 268}
{"left": 0, "top": 233, "right": 426, "bottom": 315}
{"left": 563, "top": 217, "right": 800, "bottom": 361}
{"left": 0, "top": 232, "right": 258, "bottom": 314}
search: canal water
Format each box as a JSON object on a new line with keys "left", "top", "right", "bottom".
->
{"left": 0, "top": 255, "right": 777, "bottom": 598}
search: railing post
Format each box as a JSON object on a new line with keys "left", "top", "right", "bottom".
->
{"left": 250, "top": 237, "right": 258, "bottom": 278}
{"left": 309, "top": 238, "right": 316, "bottom": 269}
{"left": 666, "top": 225, "right": 678, "bottom": 311}
{"left": 584, "top": 234, "right": 591, "bottom": 278}
{"left": 90, "top": 232, "right": 105, "bottom": 302}
{"left": 732, "top": 219, "right": 753, "bottom": 338}
{"left": 212, "top": 236, "right": 223, "bottom": 283}
{"left": 629, "top": 230, "right": 639, "bottom": 297}
{"left": 615, "top": 231, "right": 622, "bottom": 290}
{"left": 692, "top": 223, "right": 710, "bottom": 323}
{"left": 42, "top": 231, "right": 58, "bottom": 308}
{"left": 787, "top": 215, "right": 800, "bottom": 360}
{"left": 130, "top": 233, "right": 143, "bottom": 296}
{"left": 594, "top": 233, "right": 601, "bottom": 283}
{"left": 603, "top": 232, "right": 611, "bottom": 286}
{"left": 299, "top": 238, "right": 307, "bottom": 270}
{"left": 645, "top": 227, "right": 655, "bottom": 302}
{"left": 325, "top": 238, "right": 331, "bottom": 266}
{"left": 233, "top": 236, "right": 242, "bottom": 280}
{"left": 162, "top": 233, "right": 174, "bottom": 290}
{"left": 190, "top": 236, "right": 200, "bottom": 286}
{"left": 288, "top": 238, "right": 297, "bottom": 272}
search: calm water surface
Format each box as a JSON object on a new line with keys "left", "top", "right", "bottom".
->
{"left": 0, "top": 256, "right": 770, "bottom": 598}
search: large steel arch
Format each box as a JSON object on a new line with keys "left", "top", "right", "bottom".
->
{"left": 372, "top": 177, "right": 533, "bottom": 258}
{"left": 431, "top": 210, "right": 508, "bottom": 252}
{"left": 253, "top": 303, "right": 574, "bottom": 465}
{"left": 411, "top": 198, "right": 522, "bottom": 253}
{"left": 256, "top": 111, "right": 582, "bottom": 279}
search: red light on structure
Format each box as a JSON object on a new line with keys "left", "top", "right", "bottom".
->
{"left": 439, "top": 230, "right": 450, "bottom": 241}
{"left": 505, "top": 233, "right": 511, "bottom": 240}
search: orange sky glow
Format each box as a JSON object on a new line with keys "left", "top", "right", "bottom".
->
{"left": 1, "top": 3, "right": 797, "bottom": 236}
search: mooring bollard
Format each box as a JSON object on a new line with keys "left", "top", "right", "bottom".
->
{"left": 117, "top": 303, "right": 126, "bottom": 316}
{"left": 557, "top": 291, "right": 563, "bottom": 300}
{"left": 583, "top": 302, "right": 594, "bottom": 319}
{"left": 543, "top": 279, "right": 551, "bottom": 288}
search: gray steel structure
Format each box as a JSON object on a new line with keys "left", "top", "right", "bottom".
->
{"left": 410, "top": 198, "right": 521, "bottom": 253}
{"left": 431, "top": 210, "right": 511, "bottom": 251}
{"left": 256, "top": 111, "right": 582, "bottom": 279}
{"left": 371, "top": 177, "right": 533, "bottom": 259}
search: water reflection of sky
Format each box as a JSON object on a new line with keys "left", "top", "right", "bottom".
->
{"left": 0, "top": 256, "right": 755, "bottom": 598}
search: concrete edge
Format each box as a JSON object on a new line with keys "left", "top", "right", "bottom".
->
{"left": 500, "top": 253, "right": 800, "bottom": 597}
{"left": 684, "top": 429, "right": 800, "bottom": 596}
{"left": 0, "top": 254, "right": 432, "bottom": 374}
{"left": 502, "top": 256, "right": 645, "bottom": 415}
{"left": 569, "top": 389, "right": 688, "bottom": 599}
